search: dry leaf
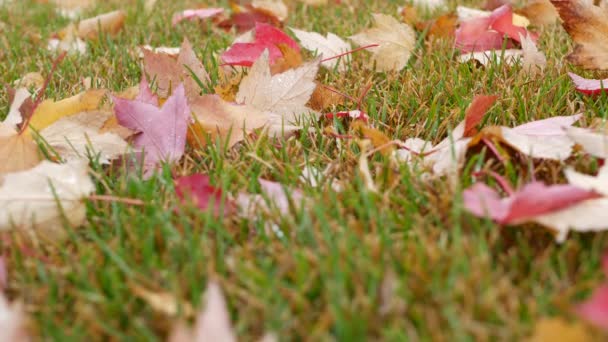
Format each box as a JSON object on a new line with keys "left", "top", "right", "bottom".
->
{"left": 290, "top": 28, "right": 351, "bottom": 72}
{"left": 168, "top": 282, "right": 236, "bottom": 342}
{"left": 550, "top": 0, "right": 608, "bottom": 70}
{"left": 567, "top": 126, "right": 608, "bottom": 158}
{"left": 77, "top": 10, "right": 126, "bottom": 40}
{"left": 0, "top": 161, "right": 94, "bottom": 236}
{"left": 528, "top": 318, "right": 592, "bottom": 342}
{"left": 188, "top": 94, "right": 268, "bottom": 148}
{"left": 349, "top": 13, "right": 416, "bottom": 72}
{"left": 26, "top": 89, "right": 106, "bottom": 133}
{"left": 131, "top": 284, "right": 194, "bottom": 317}
{"left": 251, "top": 0, "right": 288, "bottom": 21}
{"left": 39, "top": 111, "right": 127, "bottom": 163}
{"left": 0, "top": 124, "right": 41, "bottom": 174}
{"left": 518, "top": 0, "right": 559, "bottom": 26}
{"left": 236, "top": 51, "right": 320, "bottom": 136}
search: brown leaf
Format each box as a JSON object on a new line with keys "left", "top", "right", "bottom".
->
{"left": 217, "top": 3, "right": 283, "bottom": 32}
{"left": 550, "top": 0, "right": 608, "bottom": 69}
{"left": 399, "top": 5, "right": 419, "bottom": 26}
{"left": 77, "top": 10, "right": 126, "bottom": 40}
{"left": 517, "top": 0, "right": 559, "bottom": 26}
{"left": 131, "top": 284, "right": 193, "bottom": 317}
{"left": 528, "top": 318, "right": 593, "bottom": 342}
{"left": 307, "top": 82, "right": 344, "bottom": 111}
{"left": 352, "top": 121, "right": 394, "bottom": 156}
{"left": 416, "top": 13, "right": 458, "bottom": 41}
{"left": 0, "top": 124, "right": 41, "bottom": 174}
{"left": 270, "top": 43, "right": 303, "bottom": 74}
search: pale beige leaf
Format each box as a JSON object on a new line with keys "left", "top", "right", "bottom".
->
{"left": 131, "top": 284, "right": 193, "bottom": 317}
{"left": 566, "top": 126, "right": 608, "bottom": 158}
{"left": 236, "top": 51, "right": 319, "bottom": 136}
{"left": 458, "top": 49, "right": 523, "bottom": 67}
{"left": 77, "top": 10, "right": 126, "bottom": 40}
{"left": 0, "top": 293, "right": 30, "bottom": 342}
{"left": 39, "top": 111, "right": 127, "bottom": 163}
{"left": 0, "top": 161, "right": 94, "bottom": 236}
{"left": 349, "top": 13, "right": 415, "bottom": 72}
{"left": 252, "top": 0, "right": 288, "bottom": 21}
{"left": 520, "top": 34, "right": 547, "bottom": 73}
{"left": 290, "top": 28, "right": 351, "bottom": 72}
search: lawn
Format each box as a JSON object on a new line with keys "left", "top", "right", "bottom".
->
{"left": 1, "top": 0, "right": 608, "bottom": 340}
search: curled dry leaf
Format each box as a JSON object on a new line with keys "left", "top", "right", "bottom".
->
{"left": 550, "top": 0, "right": 608, "bottom": 70}
{"left": 0, "top": 160, "right": 94, "bottom": 236}
{"left": 39, "top": 110, "right": 127, "bottom": 164}
{"left": 131, "top": 284, "right": 194, "bottom": 317}
{"left": 171, "top": 8, "right": 224, "bottom": 27}
{"left": 168, "top": 282, "right": 236, "bottom": 342}
{"left": 290, "top": 28, "right": 351, "bottom": 72}
{"left": 568, "top": 72, "right": 608, "bottom": 95}
{"left": 77, "top": 10, "right": 126, "bottom": 40}
{"left": 114, "top": 84, "right": 191, "bottom": 177}
{"left": 349, "top": 13, "right": 416, "bottom": 72}
{"left": 235, "top": 51, "right": 319, "bottom": 136}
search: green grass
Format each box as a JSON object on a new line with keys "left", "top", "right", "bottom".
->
{"left": 2, "top": 0, "right": 608, "bottom": 340}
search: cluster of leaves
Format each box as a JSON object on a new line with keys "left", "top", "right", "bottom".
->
{"left": 2, "top": 0, "right": 608, "bottom": 340}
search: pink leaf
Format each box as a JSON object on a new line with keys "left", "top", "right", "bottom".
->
{"left": 135, "top": 77, "right": 158, "bottom": 105}
{"left": 568, "top": 72, "right": 608, "bottom": 96}
{"left": 455, "top": 5, "right": 538, "bottom": 52}
{"left": 175, "top": 174, "right": 235, "bottom": 216}
{"left": 221, "top": 22, "right": 300, "bottom": 67}
{"left": 577, "top": 284, "right": 608, "bottom": 331}
{"left": 171, "top": 8, "right": 224, "bottom": 27}
{"left": 114, "top": 84, "right": 190, "bottom": 177}
{"left": 463, "top": 181, "right": 600, "bottom": 224}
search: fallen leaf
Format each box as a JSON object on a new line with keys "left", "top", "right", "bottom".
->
{"left": 217, "top": 4, "right": 283, "bottom": 33}
{"left": 307, "top": 82, "right": 344, "bottom": 111}
{"left": 143, "top": 39, "right": 210, "bottom": 99}
{"left": 38, "top": 111, "right": 127, "bottom": 163}
{"left": 269, "top": 43, "right": 303, "bottom": 74}
{"left": 138, "top": 45, "right": 181, "bottom": 58}
{"left": 291, "top": 28, "right": 351, "bottom": 72}
{"left": 114, "top": 84, "right": 190, "bottom": 177}
{"left": 455, "top": 5, "right": 538, "bottom": 53}
{"left": 458, "top": 49, "right": 523, "bottom": 66}
{"left": 235, "top": 51, "right": 319, "bottom": 136}
{"left": 0, "top": 124, "right": 41, "bottom": 174}
{"left": 0, "top": 160, "right": 94, "bottom": 236}
{"left": 47, "top": 24, "right": 87, "bottom": 55}
{"left": 77, "top": 10, "right": 126, "bottom": 40}
{"left": 566, "top": 126, "right": 608, "bottom": 158}
{"left": 456, "top": 5, "right": 531, "bottom": 26}
{"left": 529, "top": 318, "right": 593, "bottom": 342}
{"left": 0, "top": 293, "right": 30, "bottom": 342}
{"left": 517, "top": 0, "right": 559, "bottom": 26}
{"left": 416, "top": 13, "right": 458, "bottom": 40}
{"left": 6, "top": 87, "right": 34, "bottom": 128}
{"left": 174, "top": 174, "right": 236, "bottom": 216}
{"left": 221, "top": 22, "right": 300, "bottom": 67}
{"left": 171, "top": 8, "right": 224, "bottom": 27}
{"left": 349, "top": 13, "right": 416, "bottom": 72}
{"left": 575, "top": 250, "right": 608, "bottom": 332}
{"left": 568, "top": 72, "right": 608, "bottom": 95}
{"left": 168, "top": 282, "right": 236, "bottom": 342}
{"left": 131, "top": 284, "right": 194, "bottom": 317}
{"left": 26, "top": 89, "right": 106, "bottom": 133}
{"left": 520, "top": 33, "right": 547, "bottom": 73}
{"left": 550, "top": 0, "right": 608, "bottom": 69}
{"left": 409, "top": 0, "right": 446, "bottom": 11}
{"left": 188, "top": 94, "right": 268, "bottom": 148}
{"left": 493, "top": 115, "right": 581, "bottom": 160}
{"left": 236, "top": 179, "right": 304, "bottom": 216}
{"left": 251, "top": 0, "right": 288, "bottom": 22}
